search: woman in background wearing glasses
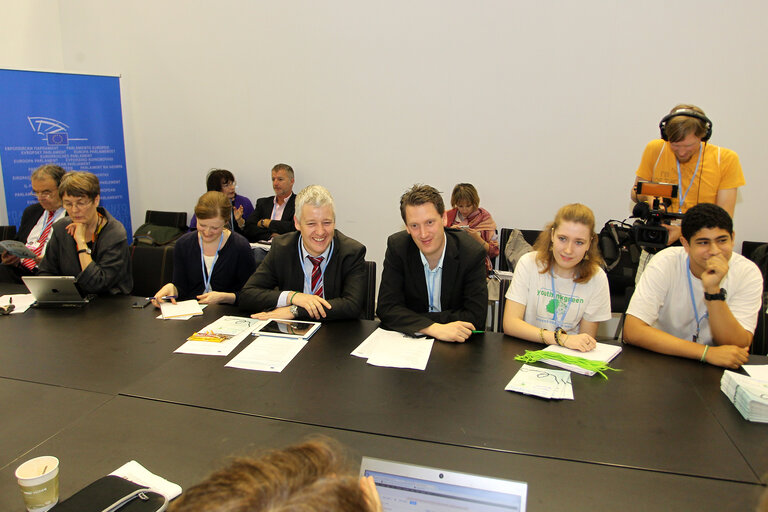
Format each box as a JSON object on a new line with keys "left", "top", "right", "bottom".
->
{"left": 38, "top": 171, "right": 133, "bottom": 294}
{"left": 189, "top": 168, "right": 254, "bottom": 237}
{"left": 152, "top": 191, "right": 255, "bottom": 306}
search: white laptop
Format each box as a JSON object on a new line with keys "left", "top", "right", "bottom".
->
{"left": 22, "top": 276, "right": 93, "bottom": 307}
{"left": 360, "top": 457, "right": 527, "bottom": 512}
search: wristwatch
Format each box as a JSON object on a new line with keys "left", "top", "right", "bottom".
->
{"left": 77, "top": 247, "right": 92, "bottom": 255}
{"left": 704, "top": 288, "right": 727, "bottom": 301}
{"left": 289, "top": 305, "right": 299, "bottom": 318}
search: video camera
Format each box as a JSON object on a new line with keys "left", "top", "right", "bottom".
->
{"left": 599, "top": 181, "right": 683, "bottom": 274}
{"left": 631, "top": 181, "right": 683, "bottom": 250}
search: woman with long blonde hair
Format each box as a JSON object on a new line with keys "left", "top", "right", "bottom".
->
{"left": 502, "top": 203, "right": 611, "bottom": 351}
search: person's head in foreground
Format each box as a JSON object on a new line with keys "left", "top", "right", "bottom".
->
{"left": 169, "top": 438, "right": 381, "bottom": 512}
{"left": 534, "top": 203, "right": 603, "bottom": 283}
{"left": 294, "top": 185, "right": 336, "bottom": 257}
{"left": 400, "top": 184, "right": 445, "bottom": 261}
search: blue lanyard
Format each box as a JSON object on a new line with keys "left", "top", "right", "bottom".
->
{"left": 675, "top": 142, "right": 704, "bottom": 213}
{"left": 549, "top": 270, "right": 577, "bottom": 329}
{"left": 199, "top": 232, "right": 224, "bottom": 293}
{"left": 685, "top": 257, "right": 709, "bottom": 342}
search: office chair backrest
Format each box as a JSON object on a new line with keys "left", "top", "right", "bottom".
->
{"left": 0, "top": 225, "right": 17, "bottom": 241}
{"left": 497, "top": 279, "right": 510, "bottom": 333}
{"left": 362, "top": 260, "right": 376, "bottom": 320}
{"left": 130, "top": 244, "right": 175, "bottom": 297}
{"left": 145, "top": 210, "right": 188, "bottom": 230}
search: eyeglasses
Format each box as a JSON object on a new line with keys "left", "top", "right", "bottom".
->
{"left": 33, "top": 190, "right": 56, "bottom": 199}
{"left": 62, "top": 199, "right": 93, "bottom": 210}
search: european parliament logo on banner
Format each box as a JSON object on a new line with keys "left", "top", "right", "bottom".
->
{"left": 0, "top": 69, "right": 132, "bottom": 240}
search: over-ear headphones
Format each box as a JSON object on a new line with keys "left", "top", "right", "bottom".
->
{"left": 659, "top": 109, "right": 713, "bottom": 142}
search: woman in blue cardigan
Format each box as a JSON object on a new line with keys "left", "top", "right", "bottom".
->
{"left": 152, "top": 191, "right": 255, "bottom": 306}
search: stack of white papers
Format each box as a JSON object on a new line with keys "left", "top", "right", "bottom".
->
{"left": 351, "top": 327, "right": 433, "bottom": 370}
{"left": 744, "top": 365, "right": 768, "bottom": 381}
{"left": 721, "top": 370, "right": 768, "bottom": 423}
{"left": 505, "top": 364, "right": 574, "bottom": 400}
{"left": 540, "top": 342, "right": 622, "bottom": 376}
{"left": 175, "top": 315, "right": 264, "bottom": 356}
{"left": 159, "top": 299, "right": 204, "bottom": 320}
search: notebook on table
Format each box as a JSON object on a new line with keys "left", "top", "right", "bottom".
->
{"left": 360, "top": 457, "right": 527, "bottom": 512}
{"left": 22, "top": 276, "right": 94, "bottom": 307}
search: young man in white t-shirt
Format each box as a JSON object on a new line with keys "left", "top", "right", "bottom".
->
{"left": 623, "top": 203, "right": 763, "bottom": 368}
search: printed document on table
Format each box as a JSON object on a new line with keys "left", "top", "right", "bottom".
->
{"left": 175, "top": 316, "right": 264, "bottom": 356}
{"left": 226, "top": 335, "right": 309, "bottom": 372}
{"left": 353, "top": 328, "right": 434, "bottom": 370}
{"left": 743, "top": 365, "right": 768, "bottom": 382}
{"left": 159, "top": 300, "right": 204, "bottom": 319}
{"left": 505, "top": 364, "right": 574, "bottom": 400}
{"left": 1, "top": 294, "right": 35, "bottom": 314}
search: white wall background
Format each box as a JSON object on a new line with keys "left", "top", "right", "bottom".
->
{"left": 2, "top": 0, "right": 767, "bottom": 277}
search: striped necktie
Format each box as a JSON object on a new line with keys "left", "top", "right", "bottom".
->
{"left": 308, "top": 256, "right": 324, "bottom": 297}
{"left": 21, "top": 211, "right": 55, "bottom": 271}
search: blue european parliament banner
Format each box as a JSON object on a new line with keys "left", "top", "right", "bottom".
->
{"left": 0, "top": 69, "right": 132, "bottom": 239}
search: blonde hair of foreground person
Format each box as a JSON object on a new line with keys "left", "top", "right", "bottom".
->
{"left": 169, "top": 438, "right": 382, "bottom": 512}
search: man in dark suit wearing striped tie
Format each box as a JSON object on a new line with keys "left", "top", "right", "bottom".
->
{"left": 0, "top": 164, "right": 67, "bottom": 283}
{"left": 239, "top": 185, "right": 367, "bottom": 321}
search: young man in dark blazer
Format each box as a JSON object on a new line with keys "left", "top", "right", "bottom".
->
{"left": 377, "top": 184, "right": 488, "bottom": 342}
{"left": 242, "top": 163, "right": 297, "bottom": 242}
{"left": 239, "top": 185, "right": 367, "bottom": 321}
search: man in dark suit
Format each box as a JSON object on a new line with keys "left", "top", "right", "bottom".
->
{"left": 377, "top": 184, "right": 488, "bottom": 342}
{"left": 242, "top": 163, "right": 297, "bottom": 243}
{"left": 240, "top": 185, "right": 367, "bottom": 321}
{"left": 0, "top": 164, "right": 67, "bottom": 283}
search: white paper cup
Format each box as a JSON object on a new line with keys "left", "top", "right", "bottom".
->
{"left": 15, "top": 456, "right": 59, "bottom": 512}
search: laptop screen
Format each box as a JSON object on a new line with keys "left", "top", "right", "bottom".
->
{"left": 361, "top": 457, "right": 526, "bottom": 512}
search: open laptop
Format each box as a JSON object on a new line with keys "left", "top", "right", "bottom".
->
{"left": 22, "top": 276, "right": 93, "bottom": 307}
{"left": 360, "top": 457, "right": 527, "bottom": 512}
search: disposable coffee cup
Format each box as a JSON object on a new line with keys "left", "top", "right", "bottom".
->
{"left": 15, "top": 456, "right": 59, "bottom": 512}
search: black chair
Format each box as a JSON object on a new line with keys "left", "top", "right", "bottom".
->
{"left": 743, "top": 241, "right": 768, "bottom": 356}
{"left": 742, "top": 241, "right": 765, "bottom": 262}
{"left": 145, "top": 210, "right": 188, "bottom": 230}
{"left": 130, "top": 244, "right": 175, "bottom": 297}
{"left": 362, "top": 260, "right": 376, "bottom": 321}
{"left": 0, "top": 225, "right": 17, "bottom": 241}
{"left": 496, "top": 279, "right": 510, "bottom": 333}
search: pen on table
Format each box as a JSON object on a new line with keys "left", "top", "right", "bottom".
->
{"left": 472, "top": 330, "right": 484, "bottom": 334}
{"left": 146, "top": 295, "right": 177, "bottom": 301}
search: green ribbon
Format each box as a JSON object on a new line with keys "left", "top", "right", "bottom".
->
{"left": 515, "top": 350, "right": 621, "bottom": 380}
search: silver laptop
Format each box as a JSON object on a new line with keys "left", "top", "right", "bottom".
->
{"left": 22, "top": 276, "right": 92, "bottom": 307}
{"left": 360, "top": 457, "right": 527, "bottom": 512}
